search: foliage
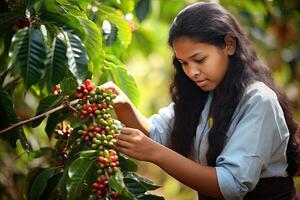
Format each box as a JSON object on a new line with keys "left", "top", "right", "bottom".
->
{"left": 1, "top": 0, "right": 299, "bottom": 200}
{"left": 0, "top": 0, "right": 164, "bottom": 199}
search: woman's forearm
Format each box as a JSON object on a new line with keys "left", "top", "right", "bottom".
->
{"left": 151, "top": 144, "right": 224, "bottom": 199}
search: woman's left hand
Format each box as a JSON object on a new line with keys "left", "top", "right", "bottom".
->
{"left": 114, "top": 127, "right": 159, "bottom": 162}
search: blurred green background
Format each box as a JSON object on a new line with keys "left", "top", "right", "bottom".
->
{"left": 123, "top": 0, "right": 300, "bottom": 199}
{"left": 0, "top": 0, "right": 299, "bottom": 199}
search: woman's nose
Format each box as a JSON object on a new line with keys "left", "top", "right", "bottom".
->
{"left": 187, "top": 63, "right": 201, "bottom": 78}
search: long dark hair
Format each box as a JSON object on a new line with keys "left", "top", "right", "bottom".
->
{"left": 168, "top": 2, "right": 299, "bottom": 176}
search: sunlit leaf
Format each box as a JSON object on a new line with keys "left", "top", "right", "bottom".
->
{"left": 120, "top": 0, "right": 135, "bottom": 13}
{"left": 76, "top": 17, "right": 103, "bottom": 68}
{"left": 79, "top": 150, "right": 97, "bottom": 158}
{"left": 98, "top": 4, "right": 132, "bottom": 48}
{"left": 67, "top": 0, "right": 93, "bottom": 12}
{"left": 64, "top": 31, "right": 88, "bottom": 84}
{"left": 28, "top": 147, "right": 53, "bottom": 161}
{"left": 104, "top": 59, "right": 140, "bottom": 106}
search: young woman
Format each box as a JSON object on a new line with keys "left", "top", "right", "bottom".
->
{"left": 101, "top": 2, "right": 300, "bottom": 200}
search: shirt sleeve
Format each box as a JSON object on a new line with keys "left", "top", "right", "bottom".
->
{"left": 148, "top": 103, "right": 175, "bottom": 146}
{"left": 215, "top": 91, "right": 290, "bottom": 200}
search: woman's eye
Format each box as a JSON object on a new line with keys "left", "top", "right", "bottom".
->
{"left": 195, "top": 58, "right": 205, "bottom": 63}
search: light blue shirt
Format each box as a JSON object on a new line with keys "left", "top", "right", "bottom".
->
{"left": 148, "top": 81, "right": 290, "bottom": 200}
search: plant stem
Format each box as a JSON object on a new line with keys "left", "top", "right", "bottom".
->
{"left": 0, "top": 99, "right": 79, "bottom": 135}
{"left": 105, "top": 169, "right": 112, "bottom": 200}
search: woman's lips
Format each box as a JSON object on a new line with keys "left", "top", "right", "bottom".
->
{"left": 196, "top": 79, "right": 208, "bottom": 87}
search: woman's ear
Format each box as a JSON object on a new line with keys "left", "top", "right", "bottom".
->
{"left": 224, "top": 35, "right": 236, "bottom": 56}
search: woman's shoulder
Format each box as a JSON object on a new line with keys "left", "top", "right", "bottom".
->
{"left": 244, "top": 81, "right": 278, "bottom": 104}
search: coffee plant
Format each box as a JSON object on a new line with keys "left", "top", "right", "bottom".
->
{"left": 0, "top": 0, "right": 163, "bottom": 199}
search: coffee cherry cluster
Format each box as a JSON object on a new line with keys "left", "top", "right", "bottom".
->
{"left": 52, "top": 84, "right": 62, "bottom": 95}
{"left": 75, "top": 80, "right": 115, "bottom": 121}
{"left": 53, "top": 124, "right": 73, "bottom": 166}
{"left": 74, "top": 79, "right": 121, "bottom": 199}
{"left": 54, "top": 124, "right": 73, "bottom": 140}
{"left": 91, "top": 176, "right": 120, "bottom": 199}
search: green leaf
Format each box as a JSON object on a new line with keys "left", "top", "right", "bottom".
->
{"left": 10, "top": 28, "right": 47, "bottom": 89}
{"left": 99, "top": 4, "right": 132, "bottom": 48}
{"left": 66, "top": 157, "right": 96, "bottom": 200}
{"left": 60, "top": 76, "right": 78, "bottom": 96}
{"left": 0, "top": 12, "right": 19, "bottom": 26}
{"left": 0, "top": 35, "right": 4, "bottom": 55}
{"left": 119, "top": 0, "right": 135, "bottom": 13}
{"left": 58, "top": 166, "right": 69, "bottom": 200}
{"left": 30, "top": 168, "right": 56, "bottom": 200}
{"left": 104, "top": 59, "right": 140, "bottom": 106}
{"left": 108, "top": 175, "right": 123, "bottom": 192}
{"left": 28, "top": 147, "right": 53, "bottom": 161}
{"left": 25, "top": 168, "right": 43, "bottom": 200}
{"left": 45, "top": 34, "right": 68, "bottom": 90}
{"left": 120, "top": 188, "right": 138, "bottom": 200}
{"left": 124, "top": 177, "right": 147, "bottom": 196}
{"left": 0, "top": 90, "right": 19, "bottom": 147}
{"left": 0, "top": 29, "right": 15, "bottom": 74}
{"left": 79, "top": 150, "right": 97, "bottom": 158}
{"left": 108, "top": 174, "right": 137, "bottom": 200}
{"left": 40, "top": 1, "right": 83, "bottom": 35}
{"left": 26, "top": 0, "right": 43, "bottom": 16}
{"left": 76, "top": 17, "right": 103, "bottom": 68}
{"left": 118, "top": 153, "right": 137, "bottom": 172}
{"left": 0, "top": 12, "right": 20, "bottom": 35}
{"left": 67, "top": 0, "right": 93, "bottom": 11}
{"left": 135, "top": 0, "right": 151, "bottom": 22}
{"left": 32, "top": 95, "right": 63, "bottom": 127}
{"left": 105, "top": 22, "right": 118, "bottom": 46}
{"left": 98, "top": 67, "right": 110, "bottom": 84}
{"left": 40, "top": 172, "right": 63, "bottom": 199}
{"left": 65, "top": 31, "right": 88, "bottom": 84}
{"left": 0, "top": 90, "right": 18, "bottom": 123}
{"left": 19, "top": 128, "right": 33, "bottom": 152}
{"left": 124, "top": 172, "right": 161, "bottom": 191}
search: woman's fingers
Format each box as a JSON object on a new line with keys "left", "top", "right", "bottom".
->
{"left": 100, "top": 81, "right": 120, "bottom": 94}
{"left": 99, "top": 81, "right": 130, "bottom": 106}
{"left": 114, "top": 129, "right": 136, "bottom": 143}
{"left": 114, "top": 138, "right": 132, "bottom": 148}
{"left": 120, "top": 127, "right": 138, "bottom": 135}
{"left": 114, "top": 128, "right": 156, "bottom": 162}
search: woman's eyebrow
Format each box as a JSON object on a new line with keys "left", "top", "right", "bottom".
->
{"left": 189, "top": 52, "right": 204, "bottom": 58}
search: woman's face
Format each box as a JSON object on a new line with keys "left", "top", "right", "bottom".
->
{"left": 172, "top": 37, "right": 231, "bottom": 91}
